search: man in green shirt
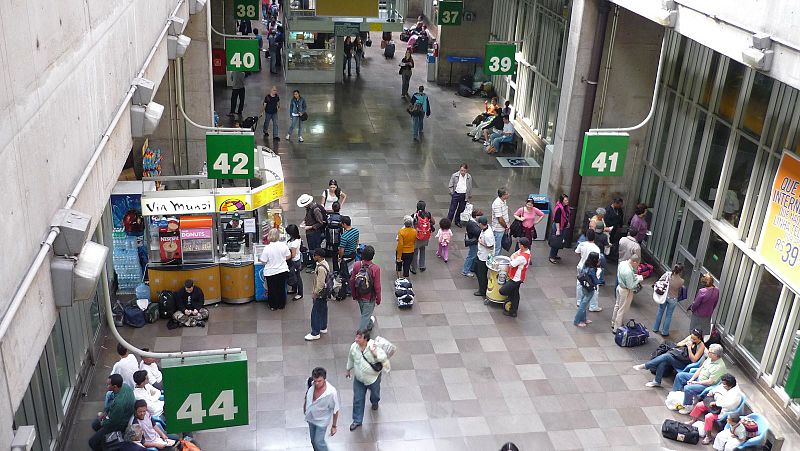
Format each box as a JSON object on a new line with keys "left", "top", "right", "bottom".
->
{"left": 675, "top": 343, "right": 728, "bottom": 413}
{"left": 89, "top": 374, "right": 136, "bottom": 450}
{"left": 611, "top": 255, "right": 642, "bottom": 331}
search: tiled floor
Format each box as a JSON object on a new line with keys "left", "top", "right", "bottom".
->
{"left": 64, "top": 31, "right": 800, "bottom": 451}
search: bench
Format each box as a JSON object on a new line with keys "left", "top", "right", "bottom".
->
{"left": 498, "top": 132, "right": 520, "bottom": 154}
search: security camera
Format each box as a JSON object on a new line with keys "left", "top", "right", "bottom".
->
{"left": 190, "top": 0, "right": 207, "bottom": 14}
{"left": 168, "top": 35, "right": 192, "bottom": 59}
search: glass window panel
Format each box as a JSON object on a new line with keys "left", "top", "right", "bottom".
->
{"left": 91, "top": 293, "right": 101, "bottom": 336}
{"left": 722, "top": 137, "right": 758, "bottom": 227}
{"left": 742, "top": 72, "right": 774, "bottom": 139}
{"left": 654, "top": 91, "right": 677, "bottom": 171}
{"left": 699, "top": 121, "right": 731, "bottom": 209}
{"left": 51, "top": 320, "right": 71, "bottom": 401}
{"left": 681, "top": 211, "right": 703, "bottom": 256}
{"left": 668, "top": 35, "right": 686, "bottom": 89}
{"left": 700, "top": 53, "right": 720, "bottom": 108}
{"left": 717, "top": 60, "right": 746, "bottom": 122}
{"left": 778, "top": 299, "right": 800, "bottom": 387}
{"left": 741, "top": 270, "right": 782, "bottom": 361}
{"left": 717, "top": 249, "right": 743, "bottom": 329}
{"left": 703, "top": 230, "right": 728, "bottom": 279}
{"left": 683, "top": 112, "right": 707, "bottom": 191}
{"left": 665, "top": 200, "right": 684, "bottom": 265}
{"left": 676, "top": 253, "right": 695, "bottom": 282}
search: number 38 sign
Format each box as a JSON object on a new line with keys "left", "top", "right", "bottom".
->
{"left": 580, "top": 132, "right": 629, "bottom": 177}
{"left": 484, "top": 43, "right": 516, "bottom": 76}
{"left": 162, "top": 352, "right": 249, "bottom": 432}
{"left": 206, "top": 132, "right": 255, "bottom": 179}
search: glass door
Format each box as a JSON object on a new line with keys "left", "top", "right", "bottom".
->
{"left": 672, "top": 209, "right": 731, "bottom": 305}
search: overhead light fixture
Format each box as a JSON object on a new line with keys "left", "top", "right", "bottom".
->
{"left": 131, "top": 102, "right": 165, "bottom": 137}
{"left": 169, "top": 16, "right": 186, "bottom": 36}
{"left": 189, "top": 0, "right": 207, "bottom": 15}
{"left": 742, "top": 32, "right": 774, "bottom": 71}
{"left": 655, "top": 0, "right": 677, "bottom": 27}
{"left": 10, "top": 426, "right": 36, "bottom": 451}
{"left": 168, "top": 35, "right": 192, "bottom": 59}
{"left": 49, "top": 209, "right": 109, "bottom": 307}
{"left": 132, "top": 78, "right": 155, "bottom": 105}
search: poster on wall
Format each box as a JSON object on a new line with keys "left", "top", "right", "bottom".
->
{"left": 315, "top": 0, "right": 378, "bottom": 17}
{"left": 159, "top": 218, "right": 182, "bottom": 264}
{"left": 757, "top": 151, "right": 800, "bottom": 291}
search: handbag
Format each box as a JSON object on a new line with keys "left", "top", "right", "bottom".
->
{"left": 667, "top": 345, "right": 691, "bottom": 363}
{"left": 509, "top": 219, "right": 524, "bottom": 238}
{"left": 548, "top": 233, "right": 564, "bottom": 249}
{"left": 299, "top": 112, "right": 308, "bottom": 121}
{"left": 361, "top": 349, "right": 383, "bottom": 372}
{"left": 460, "top": 203, "right": 473, "bottom": 223}
{"left": 501, "top": 231, "right": 512, "bottom": 251}
{"left": 653, "top": 273, "right": 669, "bottom": 304}
{"left": 703, "top": 396, "right": 723, "bottom": 415}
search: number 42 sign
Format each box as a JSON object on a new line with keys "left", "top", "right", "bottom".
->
{"left": 206, "top": 132, "right": 255, "bottom": 179}
{"left": 580, "top": 132, "right": 630, "bottom": 177}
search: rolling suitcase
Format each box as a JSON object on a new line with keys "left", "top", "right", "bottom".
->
{"left": 384, "top": 41, "right": 396, "bottom": 58}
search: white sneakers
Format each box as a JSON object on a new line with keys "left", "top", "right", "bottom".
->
{"left": 645, "top": 381, "right": 661, "bottom": 388}
{"left": 633, "top": 364, "right": 646, "bottom": 371}
{"left": 320, "top": 329, "right": 328, "bottom": 334}
{"left": 298, "top": 136, "right": 304, "bottom": 142}
{"left": 370, "top": 315, "right": 376, "bottom": 327}
{"left": 304, "top": 333, "right": 320, "bottom": 341}
{"left": 286, "top": 134, "right": 291, "bottom": 140}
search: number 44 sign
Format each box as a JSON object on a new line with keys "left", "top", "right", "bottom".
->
{"left": 206, "top": 132, "right": 255, "bottom": 179}
{"left": 580, "top": 132, "right": 630, "bottom": 177}
{"left": 484, "top": 43, "right": 516, "bottom": 76}
{"left": 162, "top": 352, "right": 249, "bottom": 432}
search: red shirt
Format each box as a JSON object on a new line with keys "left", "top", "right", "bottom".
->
{"left": 349, "top": 261, "right": 382, "bottom": 304}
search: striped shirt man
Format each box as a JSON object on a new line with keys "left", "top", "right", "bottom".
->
{"left": 339, "top": 226, "right": 360, "bottom": 257}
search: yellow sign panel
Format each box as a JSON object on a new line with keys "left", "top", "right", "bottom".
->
{"left": 316, "top": 0, "right": 379, "bottom": 17}
{"left": 252, "top": 181, "right": 285, "bottom": 208}
{"left": 758, "top": 152, "right": 800, "bottom": 290}
{"left": 369, "top": 23, "right": 382, "bottom": 32}
{"left": 215, "top": 194, "right": 253, "bottom": 212}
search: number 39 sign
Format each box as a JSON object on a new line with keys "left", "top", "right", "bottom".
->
{"left": 484, "top": 43, "right": 516, "bottom": 76}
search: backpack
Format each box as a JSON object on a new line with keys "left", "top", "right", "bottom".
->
{"left": 325, "top": 213, "right": 342, "bottom": 248}
{"left": 577, "top": 268, "right": 596, "bottom": 291}
{"left": 144, "top": 303, "right": 160, "bottom": 323}
{"left": 354, "top": 262, "right": 374, "bottom": 296}
{"left": 158, "top": 290, "right": 176, "bottom": 320}
{"left": 415, "top": 213, "right": 431, "bottom": 241}
{"left": 123, "top": 305, "right": 146, "bottom": 328}
{"left": 318, "top": 264, "right": 335, "bottom": 299}
{"left": 740, "top": 417, "right": 759, "bottom": 439}
{"left": 313, "top": 203, "right": 328, "bottom": 225}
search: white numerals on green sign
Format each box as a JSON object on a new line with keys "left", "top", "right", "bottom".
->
{"left": 236, "top": 4, "right": 257, "bottom": 17}
{"left": 440, "top": 10, "right": 459, "bottom": 24}
{"left": 213, "top": 153, "right": 250, "bottom": 175}
{"left": 488, "top": 56, "right": 513, "bottom": 73}
{"left": 230, "top": 52, "right": 256, "bottom": 69}
{"left": 590, "top": 152, "right": 620, "bottom": 173}
{"left": 177, "top": 391, "right": 239, "bottom": 425}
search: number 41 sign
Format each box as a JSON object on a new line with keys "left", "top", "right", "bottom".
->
{"left": 206, "top": 132, "right": 255, "bottom": 179}
{"left": 162, "top": 352, "right": 249, "bottom": 432}
{"left": 484, "top": 43, "right": 516, "bottom": 76}
{"left": 580, "top": 132, "right": 630, "bottom": 177}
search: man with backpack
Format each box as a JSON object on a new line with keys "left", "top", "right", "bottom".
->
{"left": 306, "top": 249, "right": 333, "bottom": 341}
{"left": 298, "top": 194, "right": 327, "bottom": 271}
{"left": 337, "top": 216, "right": 360, "bottom": 300}
{"left": 173, "top": 280, "right": 209, "bottom": 327}
{"left": 349, "top": 245, "right": 381, "bottom": 331}
{"left": 409, "top": 85, "right": 431, "bottom": 141}
{"left": 325, "top": 201, "right": 343, "bottom": 273}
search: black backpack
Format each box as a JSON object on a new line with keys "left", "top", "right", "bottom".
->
{"left": 319, "top": 264, "right": 335, "bottom": 299}
{"left": 158, "top": 290, "right": 176, "bottom": 320}
{"left": 354, "top": 262, "right": 374, "bottom": 296}
{"left": 325, "top": 213, "right": 342, "bottom": 248}
{"left": 577, "top": 268, "right": 596, "bottom": 291}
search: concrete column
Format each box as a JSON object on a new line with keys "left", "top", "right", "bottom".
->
{"left": 435, "top": 0, "right": 494, "bottom": 86}
{"left": 181, "top": 5, "right": 215, "bottom": 175}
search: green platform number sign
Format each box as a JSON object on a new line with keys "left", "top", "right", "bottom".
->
{"left": 226, "top": 39, "right": 260, "bottom": 72}
{"left": 206, "top": 132, "right": 255, "bottom": 179}
{"left": 484, "top": 43, "right": 516, "bottom": 76}
{"left": 438, "top": 1, "right": 463, "bottom": 26}
{"left": 233, "top": 0, "right": 259, "bottom": 20}
{"left": 162, "top": 352, "right": 249, "bottom": 432}
{"left": 579, "top": 132, "right": 630, "bottom": 177}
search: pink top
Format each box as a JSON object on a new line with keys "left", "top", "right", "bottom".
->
{"left": 515, "top": 206, "right": 545, "bottom": 229}
{"left": 436, "top": 228, "right": 453, "bottom": 246}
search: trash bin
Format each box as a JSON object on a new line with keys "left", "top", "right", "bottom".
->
{"left": 485, "top": 256, "right": 510, "bottom": 303}
{"left": 426, "top": 52, "right": 436, "bottom": 82}
{"left": 528, "top": 194, "right": 550, "bottom": 241}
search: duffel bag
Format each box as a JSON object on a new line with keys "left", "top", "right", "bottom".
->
{"left": 615, "top": 319, "right": 649, "bottom": 347}
{"left": 661, "top": 419, "right": 700, "bottom": 444}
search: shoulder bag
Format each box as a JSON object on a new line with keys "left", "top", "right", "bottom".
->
{"left": 361, "top": 348, "right": 383, "bottom": 372}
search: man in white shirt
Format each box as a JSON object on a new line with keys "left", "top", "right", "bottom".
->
{"left": 486, "top": 115, "right": 516, "bottom": 153}
{"left": 474, "top": 216, "right": 495, "bottom": 298}
{"left": 110, "top": 344, "right": 139, "bottom": 388}
{"left": 575, "top": 230, "right": 603, "bottom": 312}
{"left": 129, "top": 400, "right": 177, "bottom": 449}
{"left": 447, "top": 164, "right": 473, "bottom": 228}
{"left": 133, "top": 370, "right": 164, "bottom": 418}
{"left": 304, "top": 367, "right": 340, "bottom": 450}
{"left": 139, "top": 350, "right": 163, "bottom": 391}
{"left": 491, "top": 188, "right": 510, "bottom": 256}
{"left": 503, "top": 238, "right": 531, "bottom": 318}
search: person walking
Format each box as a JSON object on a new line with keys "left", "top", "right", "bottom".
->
{"left": 435, "top": 218, "right": 453, "bottom": 263}
{"left": 612, "top": 255, "right": 643, "bottom": 331}
{"left": 409, "top": 85, "right": 431, "bottom": 141}
{"left": 349, "top": 245, "right": 381, "bottom": 331}
{"left": 462, "top": 209, "right": 483, "bottom": 277}
{"left": 503, "top": 238, "right": 531, "bottom": 318}
{"left": 346, "top": 329, "right": 387, "bottom": 431}
{"left": 336, "top": 216, "right": 359, "bottom": 300}
{"left": 343, "top": 36, "right": 354, "bottom": 77}
{"left": 447, "top": 164, "right": 472, "bottom": 227}
{"left": 513, "top": 196, "right": 545, "bottom": 244}
{"left": 303, "top": 367, "right": 340, "bottom": 451}
{"left": 262, "top": 85, "right": 280, "bottom": 140}
{"left": 575, "top": 229, "right": 602, "bottom": 312}
{"left": 228, "top": 70, "right": 246, "bottom": 117}
{"left": 411, "top": 201, "right": 433, "bottom": 274}
{"left": 491, "top": 188, "right": 510, "bottom": 256}
{"left": 399, "top": 50, "right": 414, "bottom": 98}
{"left": 287, "top": 89, "right": 306, "bottom": 142}
{"left": 548, "top": 194, "right": 571, "bottom": 264}
{"left": 574, "top": 252, "right": 600, "bottom": 327}
{"left": 297, "top": 194, "right": 326, "bottom": 268}
{"left": 268, "top": 30, "right": 279, "bottom": 74}
{"left": 396, "top": 216, "right": 417, "bottom": 278}
{"left": 353, "top": 36, "right": 364, "bottom": 76}
{"left": 286, "top": 224, "right": 304, "bottom": 301}
{"left": 305, "top": 249, "right": 331, "bottom": 341}
{"left": 259, "top": 228, "right": 291, "bottom": 311}
{"left": 473, "top": 216, "right": 494, "bottom": 298}
{"left": 652, "top": 263, "right": 685, "bottom": 337}
{"left": 689, "top": 273, "right": 720, "bottom": 333}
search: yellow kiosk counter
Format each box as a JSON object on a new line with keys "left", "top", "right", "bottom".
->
{"left": 148, "top": 262, "right": 223, "bottom": 305}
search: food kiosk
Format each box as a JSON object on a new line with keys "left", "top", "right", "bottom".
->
{"left": 485, "top": 256, "right": 511, "bottom": 305}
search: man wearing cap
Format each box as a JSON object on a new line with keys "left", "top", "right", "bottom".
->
{"left": 306, "top": 249, "right": 331, "bottom": 341}
{"left": 225, "top": 212, "right": 243, "bottom": 229}
{"left": 297, "top": 194, "right": 327, "bottom": 269}
{"left": 503, "top": 238, "right": 531, "bottom": 317}
{"left": 473, "top": 216, "right": 495, "bottom": 298}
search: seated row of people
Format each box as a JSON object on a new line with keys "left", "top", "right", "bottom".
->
{"left": 465, "top": 98, "right": 515, "bottom": 153}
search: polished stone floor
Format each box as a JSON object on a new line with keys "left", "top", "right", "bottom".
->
{"left": 63, "top": 32, "right": 800, "bottom": 451}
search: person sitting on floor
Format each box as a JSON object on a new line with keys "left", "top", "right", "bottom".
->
{"left": 685, "top": 373, "right": 744, "bottom": 445}
{"left": 674, "top": 343, "right": 728, "bottom": 414}
{"left": 172, "top": 279, "right": 209, "bottom": 327}
{"left": 139, "top": 349, "right": 163, "bottom": 391}
{"left": 89, "top": 374, "right": 136, "bottom": 451}
{"left": 129, "top": 399, "right": 178, "bottom": 450}
{"left": 633, "top": 329, "right": 705, "bottom": 388}
{"left": 133, "top": 370, "right": 165, "bottom": 419}
{"left": 111, "top": 343, "right": 140, "bottom": 388}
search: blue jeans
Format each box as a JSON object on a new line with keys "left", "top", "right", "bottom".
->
{"left": 262, "top": 112, "right": 278, "bottom": 135}
{"left": 574, "top": 287, "right": 593, "bottom": 325}
{"left": 412, "top": 115, "right": 424, "bottom": 139}
{"left": 306, "top": 231, "right": 323, "bottom": 254}
{"left": 352, "top": 373, "right": 381, "bottom": 424}
{"left": 645, "top": 353, "right": 687, "bottom": 384}
{"left": 673, "top": 370, "right": 693, "bottom": 391}
{"left": 288, "top": 115, "right": 302, "bottom": 138}
{"left": 576, "top": 282, "right": 599, "bottom": 310}
{"left": 462, "top": 244, "right": 478, "bottom": 275}
{"left": 307, "top": 422, "right": 328, "bottom": 451}
{"left": 310, "top": 297, "right": 328, "bottom": 335}
{"left": 490, "top": 133, "right": 513, "bottom": 149}
{"left": 344, "top": 56, "right": 352, "bottom": 75}
{"left": 683, "top": 383, "right": 708, "bottom": 406}
{"left": 653, "top": 297, "right": 678, "bottom": 335}
{"left": 493, "top": 230, "right": 504, "bottom": 256}
{"left": 358, "top": 300, "right": 375, "bottom": 331}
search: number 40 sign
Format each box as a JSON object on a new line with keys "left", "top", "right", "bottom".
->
{"left": 580, "top": 132, "right": 630, "bottom": 177}
{"left": 162, "top": 352, "right": 249, "bottom": 432}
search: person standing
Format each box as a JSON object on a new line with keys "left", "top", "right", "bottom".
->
{"left": 303, "top": 367, "right": 340, "bottom": 451}
{"left": 349, "top": 245, "right": 381, "bottom": 331}
{"left": 396, "top": 216, "right": 417, "bottom": 278}
{"left": 286, "top": 224, "right": 304, "bottom": 301}
{"left": 321, "top": 179, "right": 347, "bottom": 213}
{"left": 652, "top": 263, "right": 685, "bottom": 337}
{"left": 411, "top": 201, "right": 433, "bottom": 274}
{"left": 630, "top": 203, "right": 650, "bottom": 243}
{"left": 259, "top": 228, "right": 291, "bottom": 311}
{"left": 605, "top": 197, "right": 624, "bottom": 260}
{"left": 462, "top": 209, "right": 483, "bottom": 277}
{"left": 336, "top": 216, "right": 359, "bottom": 300}
{"left": 287, "top": 89, "right": 307, "bottom": 142}
{"left": 689, "top": 273, "right": 720, "bottom": 333}
{"left": 574, "top": 252, "right": 600, "bottom": 327}
{"left": 491, "top": 188, "right": 510, "bottom": 256}
{"left": 618, "top": 228, "right": 641, "bottom": 263}
{"left": 548, "top": 194, "right": 570, "bottom": 264}
{"left": 399, "top": 50, "right": 414, "bottom": 98}
{"left": 324, "top": 201, "right": 343, "bottom": 273}
{"left": 410, "top": 85, "right": 431, "bottom": 141}
{"left": 575, "top": 230, "right": 602, "bottom": 312}
{"left": 447, "top": 164, "right": 472, "bottom": 227}
{"left": 612, "top": 255, "right": 643, "bottom": 332}
{"left": 89, "top": 374, "right": 135, "bottom": 451}
{"left": 503, "top": 238, "right": 531, "bottom": 318}
{"left": 473, "top": 216, "right": 494, "bottom": 298}
{"left": 262, "top": 85, "right": 280, "bottom": 139}
{"left": 305, "top": 249, "right": 331, "bottom": 341}
{"left": 346, "top": 329, "right": 387, "bottom": 431}
{"left": 297, "top": 194, "right": 326, "bottom": 266}
{"left": 435, "top": 218, "right": 453, "bottom": 263}
{"left": 228, "top": 70, "right": 246, "bottom": 117}
{"left": 343, "top": 36, "right": 354, "bottom": 77}
{"left": 513, "top": 196, "right": 545, "bottom": 244}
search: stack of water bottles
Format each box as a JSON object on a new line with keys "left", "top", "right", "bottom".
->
{"left": 112, "top": 229, "right": 143, "bottom": 293}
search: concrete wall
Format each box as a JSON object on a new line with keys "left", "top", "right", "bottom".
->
{"left": 435, "top": 0, "right": 494, "bottom": 85}
{"left": 0, "top": 0, "right": 200, "bottom": 446}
